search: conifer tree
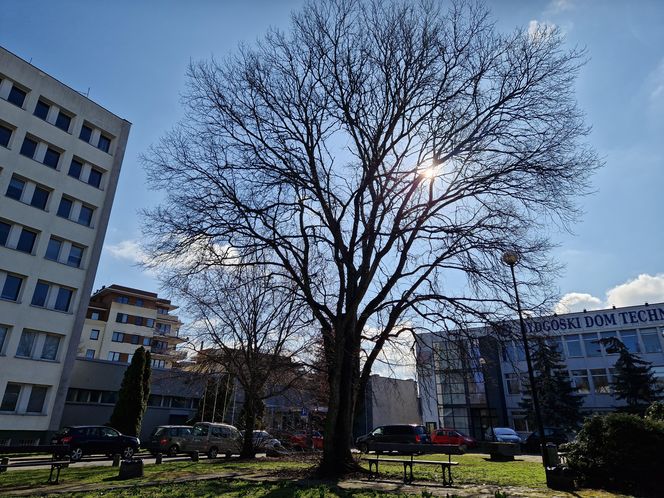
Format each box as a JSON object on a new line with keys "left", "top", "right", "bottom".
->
{"left": 600, "top": 337, "right": 662, "bottom": 413}
{"left": 519, "top": 338, "right": 583, "bottom": 431}
{"left": 109, "top": 347, "right": 151, "bottom": 436}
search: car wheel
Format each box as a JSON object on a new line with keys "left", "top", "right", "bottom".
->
{"left": 69, "top": 447, "right": 83, "bottom": 462}
{"left": 358, "top": 443, "right": 368, "bottom": 454}
{"left": 207, "top": 447, "right": 218, "bottom": 459}
{"left": 121, "top": 446, "right": 135, "bottom": 459}
{"left": 167, "top": 445, "right": 179, "bottom": 457}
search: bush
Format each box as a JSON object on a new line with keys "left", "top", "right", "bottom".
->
{"left": 565, "top": 412, "right": 664, "bottom": 495}
{"left": 645, "top": 401, "right": 664, "bottom": 422}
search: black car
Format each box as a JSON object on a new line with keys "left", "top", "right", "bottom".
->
{"left": 523, "top": 428, "right": 570, "bottom": 453}
{"left": 355, "top": 424, "right": 429, "bottom": 453}
{"left": 52, "top": 425, "right": 140, "bottom": 461}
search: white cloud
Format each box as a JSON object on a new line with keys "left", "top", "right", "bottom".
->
{"left": 528, "top": 20, "right": 556, "bottom": 41}
{"left": 547, "top": 0, "right": 574, "bottom": 14}
{"left": 555, "top": 273, "right": 664, "bottom": 313}
{"left": 104, "top": 239, "right": 150, "bottom": 265}
{"left": 555, "top": 292, "right": 603, "bottom": 314}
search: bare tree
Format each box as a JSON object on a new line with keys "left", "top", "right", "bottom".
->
{"left": 143, "top": 0, "right": 600, "bottom": 475}
{"left": 177, "top": 265, "right": 311, "bottom": 458}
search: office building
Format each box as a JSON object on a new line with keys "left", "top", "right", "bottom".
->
{"left": 0, "top": 46, "right": 130, "bottom": 442}
{"left": 417, "top": 302, "right": 664, "bottom": 438}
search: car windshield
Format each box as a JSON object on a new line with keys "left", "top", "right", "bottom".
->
{"left": 151, "top": 427, "right": 165, "bottom": 437}
{"left": 495, "top": 428, "right": 517, "bottom": 435}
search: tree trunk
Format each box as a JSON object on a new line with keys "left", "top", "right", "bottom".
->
{"left": 240, "top": 396, "right": 257, "bottom": 458}
{"left": 320, "top": 327, "right": 361, "bottom": 477}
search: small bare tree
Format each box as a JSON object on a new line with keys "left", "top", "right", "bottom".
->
{"left": 143, "top": 0, "right": 600, "bottom": 475}
{"left": 176, "top": 265, "right": 311, "bottom": 458}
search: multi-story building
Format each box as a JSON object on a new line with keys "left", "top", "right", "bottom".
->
{"left": 78, "top": 284, "right": 186, "bottom": 369}
{"left": 0, "top": 47, "right": 130, "bottom": 442}
{"left": 417, "top": 302, "right": 664, "bottom": 439}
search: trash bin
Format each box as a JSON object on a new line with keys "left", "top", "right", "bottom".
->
{"left": 545, "top": 443, "right": 559, "bottom": 467}
{"left": 118, "top": 458, "right": 144, "bottom": 479}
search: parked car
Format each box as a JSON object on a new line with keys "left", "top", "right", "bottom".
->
{"left": 144, "top": 425, "right": 194, "bottom": 457}
{"left": 186, "top": 422, "right": 242, "bottom": 459}
{"left": 51, "top": 425, "right": 140, "bottom": 462}
{"left": 355, "top": 424, "right": 429, "bottom": 453}
{"left": 523, "top": 428, "right": 570, "bottom": 453}
{"left": 247, "top": 430, "right": 288, "bottom": 455}
{"left": 484, "top": 427, "right": 522, "bottom": 444}
{"left": 430, "top": 428, "right": 477, "bottom": 448}
{"left": 289, "top": 430, "right": 324, "bottom": 450}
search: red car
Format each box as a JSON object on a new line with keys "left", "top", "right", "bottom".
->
{"left": 289, "top": 430, "right": 323, "bottom": 450}
{"left": 430, "top": 428, "right": 477, "bottom": 448}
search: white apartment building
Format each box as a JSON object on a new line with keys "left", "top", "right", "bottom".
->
{"left": 78, "top": 284, "right": 186, "bottom": 369}
{"left": 0, "top": 46, "right": 130, "bottom": 441}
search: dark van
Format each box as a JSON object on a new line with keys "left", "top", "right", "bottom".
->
{"left": 355, "top": 424, "right": 429, "bottom": 452}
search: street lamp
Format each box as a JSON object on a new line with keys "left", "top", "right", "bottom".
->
{"left": 501, "top": 250, "right": 550, "bottom": 469}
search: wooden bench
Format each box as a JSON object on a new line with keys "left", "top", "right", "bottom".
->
{"left": 0, "top": 456, "right": 71, "bottom": 484}
{"left": 362, "top": 454, "right": 458, "bottom": 485}
{"left": 360, "top": 443, "right": 463, "bottom": 485}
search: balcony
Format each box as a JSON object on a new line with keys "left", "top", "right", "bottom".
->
{"left": 150, "top": 347, "right": 187, "bottom": 361}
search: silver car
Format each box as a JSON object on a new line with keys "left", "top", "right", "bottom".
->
{"left": 188, "top": 422, "right": 242, "bottom": 458}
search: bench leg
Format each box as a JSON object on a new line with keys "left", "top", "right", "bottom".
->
{"left": 48, "top": 465, "right": 61, "bottom": 484}
{"left": 440, "top": 464, "right": 453, "bottom": 487}
{"left": 403, "top": 462, "right": 413, "bottom": 482}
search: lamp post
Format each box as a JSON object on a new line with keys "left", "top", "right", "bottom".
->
{"left": 501, "top": 250, "right": 550, "bottom": 469}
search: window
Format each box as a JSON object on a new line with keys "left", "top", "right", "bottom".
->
{"left": 34, "top": 100, "right": 50, "bottom": 120}
{"left": 143, "top": 336, "right": 151, "bottom": 346}
{"left": 85, "top": 349, "right": 95, "bottom": 359}
{"left": 590, "top": 368, "right": 611, "bottom": 394}
{"left": 0, "top": 383, "right": 21, "bottom": 411}
{"left": 16, "top": 330, "right": 37, "bottom": 357}
{"left": 146, "top": 318, "right": 155, "bottom": 328}
{"left": 115, "top": 296, "right": 129, "bottom": 304}
{"left": 600, "top": 331, "right": 617, "bottom": 354}
{"left": 41, "top": 335, "right": 61, "bottom": 360}
{"left": 107, "top": 351, "right": 120, "bottom": 361}
{"left": 91, "top": 311, "right": 100, "bottom": 320}
{"left": 0, "top": 124, "right": 12, "bottom": 147}
{"left": 157, "top": 323, "right": 171, "bottom": 334}
{"left": 641, "top": 329, "right": 662, "bottom": 353}
{"left": 88, "top": 168, "right": 102, "bottom": 188}
{"left": 31, "top": 282, "right": 50, "bottom": 307}
{"left": 571, "top": 369, "right": 590, "bottom": 394}
{"left": 157, "top": 307, "right": 168, "bottom": 315}
{"left": 79, "top": 125, "right": 92, "bottom": 142}
{"left": 130, "top": 335, "right": 140, "bottom": 345}
{"left": 90, "top": 329, "right": 100, "bottom": 340}
{"left": 97, "top": 134, "right": 111, "bottom": 153}
{"left": 151, "top": 359, "right": 166, "bottom": 368}
{"left": 116, "top": 313, "right": 128, "bottom": 323}
{"left": 7, "top": 85, "right": 27, "bottom": 107}
{"left": 78, "top": 205, "right": 93, "bottom": 226}
{"left": 0, "top": 221, "right": 10, "bottom": 246}
{"left": 547, "top": 336, "right": 565, "bottom": 357}
{"left": 1, "top": 274, "right": 23, "bottom": 301}
{"left": 505, "top": 373, "right": 521, "bottom": 395}
{"left": 20, "top": 136, "right": 37, "bottom": 158}
{"left": 31, "top": 186, "right": 49, "bottom": 210}
{"left": 134, "top": 316, "right": 144, "bottom": 326}
{"left": 45, "top": 237, "right": 62, "bottom": 261}
{"left": 54, "top": 288, "right": 73, "bottom": 312}
{"left": 112, "top": 331, "right": 124, "bottom": 342}
{"left": 101, "top": 391, "right": 118, "bottom": 403}
{"left": 16, "top": 228, "right": 37, "bottom": 254}
{"left": 68, "top": 159, "right": 83, "bottom": 179}
{"left": 565, "top": 334, "right": 583, "bottom": 357}
{"left": 620, "top": 330, "right": 640, "bottom": 353}
{"left": 43, "top": 147, "right": 60, "bottom": 168}
{"left": 67, "top": 245, "right": 84, "bottom": 268}
{"left": 6, "top": 177, "right": 25, "bottom": 200}
{"left": 26, "top": 386, "right": 48, "bottom": 413}
{"left": 582, "top": 333, "right": 601, "bottom": 357}
{"left": 135, "top": 298, "right": 144, "bottom": 307}
{"left": 57, "top": 197, "right": 73, "bottom": 218}
{"left": 55, "top": 111, "right": 72, "bottom": 132}
{"left": 0, "top": 325, "right": 7, "bottom": 353}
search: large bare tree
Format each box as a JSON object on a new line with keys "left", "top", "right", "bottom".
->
{"left": 143, "top": 0, "right": 599, "bottom": 475}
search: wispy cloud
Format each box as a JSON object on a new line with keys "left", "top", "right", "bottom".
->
{"left": 104, "top": 239, "right": 151, "bottom": 265}
{"left": 555, "top": 273, "right": 664, "bottom": 313}
{"left": 527, "top": 19, "right": 557, "bottom": 40}
{"left": 547, "top": 0, "right": 574, "bottom": 14}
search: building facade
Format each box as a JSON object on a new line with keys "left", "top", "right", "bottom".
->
{"left": 0, "top": 47, "right": 130, "bottom": 441}
{"left": 417, "top": 303, "right": 664, "bottom": 438}
{"left": 78, "top": 284, "right": 186, "bottom": 369}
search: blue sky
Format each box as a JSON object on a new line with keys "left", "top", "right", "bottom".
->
{"left": 2, "top": 0, "right": 663, "bottom": 314}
